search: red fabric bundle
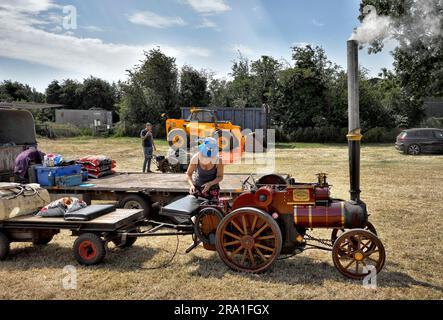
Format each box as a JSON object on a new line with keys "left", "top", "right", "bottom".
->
{"left": 77, "top": 155, "right": 116, "bottom": 179}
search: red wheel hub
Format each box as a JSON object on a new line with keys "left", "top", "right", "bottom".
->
{"left": 78, "top": 240, "right": 97, "bottom": 260}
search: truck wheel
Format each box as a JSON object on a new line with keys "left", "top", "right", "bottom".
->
{"left": 0, "top": 232, "right": 10, "bottom": 261}
{"left": 73, "top": 233, "right": 106, "bottom": 266}
{"left": 119, "top": 194, "right": 152, "bottom": 219}
{"left": 168, "top": 129, "right": 188, "bottom": 150}
{"left": 214, "top": 131, "right": 239, "bottom": 151}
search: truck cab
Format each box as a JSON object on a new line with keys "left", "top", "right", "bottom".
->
{"left": 0, "top": 108, "right": 37, "bottom": 182}
{"left": 166, "top": 108, "right": 243, "bottom": 152}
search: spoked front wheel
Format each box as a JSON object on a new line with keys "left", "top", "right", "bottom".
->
{"left": 331, "top": 221, "right": 377, "bottom": 244}
{"left": 215, "top": 207, "right": 282, "bottom": 273}
{"left": 332, "top": 229, "right": 386, "bottom": 280}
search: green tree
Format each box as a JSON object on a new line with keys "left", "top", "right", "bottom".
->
{"left": 359, "top": 0, "right": 443, "bottom": 124}
{"left": 272, "top": 45, "right": 337, "bottom": 129}
{"left": 208, "top": 78, "right": 232, "bottom": 108}
{"left": 0, "top": 80, "right": 45, "bottom": 103}
{"left": 134, "top": 48, "right": 179, "bottom": 117}
{"left": 81, "top": 76, "right": 117, "bottom": 111}
{"left": 45, "top": 80, "right": 62, "bottom": 104}
{"left": 56, "top": 79, "right": 83, "bottom": 109}
{"left": 229, "top": 54, "right": 259, "bottom": 108}
{"left": 251, "top": 56, "right": 281, "bottom": 104}
{"left": 179, "top": 66, "right": 209, "bottom": 108}
{"left": 119, "top": 48, "right": 179, "bottom": 126}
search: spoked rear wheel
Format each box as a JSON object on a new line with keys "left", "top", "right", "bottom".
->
{"left": 215, "top": 207, "right": 282, "bottom": 273}
{"left": 332, "top": 229, "right": 386, "bottom": 280}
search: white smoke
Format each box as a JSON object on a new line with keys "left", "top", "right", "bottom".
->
{"left": 350, "top": 1, "right": 443, "bottom": 44}
{"left": 350, "top": 5, "right": 393, "bottom": 43}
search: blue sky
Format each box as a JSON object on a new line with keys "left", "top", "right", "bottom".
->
{"left": 0, "top": 0, "right": 395, "bottom": 92}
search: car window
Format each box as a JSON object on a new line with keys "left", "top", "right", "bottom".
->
{"left": 416, "top": 130, "right": 433, "bottom": 138}
{"left": 434, "top": 131, "right": 443, "bottom": 139}
{"left": 399, "top": 132, "right": 407, "bottom": 139}
{"left": 190, "top": 111, "right": 214, "bottom": 122}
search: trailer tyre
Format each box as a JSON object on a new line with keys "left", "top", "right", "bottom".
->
{"left": 33, "top": 235, "right": 54, "bottom": 246}
{"left": 0, "top": 232, "right": 10, "bottom": 261}
{"left": 112, "top": 228, "right": 138, "bottom": 248}
{"left": 113, "top": 236, "right": 137, "bottom": 248}
{"left": 119, "top": 194, "right": 152, "bottom": 219}
{"left": 73, "top": 233, "right": 106, "bottom": 265}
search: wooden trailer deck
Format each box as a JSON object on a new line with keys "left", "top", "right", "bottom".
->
{"left": 0, "top": 209, "right": 144, "bottom": 232}
{"left": 45, "top": 172, "right": 284, "bottom": 194}
{"left": 42, "top": 172, "right": 290, "bottom": 215}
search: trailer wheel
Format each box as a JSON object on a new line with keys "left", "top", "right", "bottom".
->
{"left": 112, "top": 228, "right": 138, "bottom": 248}
{"left": 0, "top": 232, "right": 10, "bottom": 261}
{"left": 119, "top": 194, "right": 152, "bottom": 219}
{"left": 33, "top": 235, "right": 54, "bottom": 246}
{"left": 73, "top": 233, "right": 106, "bottom": 266}
{"left": 112, "top": 236, "right": 137, "bottom": 248}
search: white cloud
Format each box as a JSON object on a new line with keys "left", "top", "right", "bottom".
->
{"left": 82, "top": 25, "right": 104, "bottom": 32}
{"left": 185, "top": 0, "right": 231, "bottom": 15}
{"left": 230, "top": 44, "right": 254, "bottom": 56}
{"left": 312, "top": 19, "right": 324, "bottom": 27}
{"left": 293, "top": 42, "right": 311, "bottom": 48}
{"left": 0, "top": 3, "right": 210, "bottom": 84}
{"left": 128, "top": 10, "right": 186, "bottom": 28}
{"left": 196, "top": 17, "right": 217, "bottom": 29}
{"left": 0, "top": 0, "right": 57, "bottom": 13}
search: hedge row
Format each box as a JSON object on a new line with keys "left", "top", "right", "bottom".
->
{"left": 36, "top": 122, "right": 92, "bottom": 138}
{"left": 275, "top": 126, "right": 403, "bottom": 143}
{"left": 114, "top": 121, "right": 166, "bottom": 139}
{"left": 38, "top": 119, "right": 443, "bottom": 143}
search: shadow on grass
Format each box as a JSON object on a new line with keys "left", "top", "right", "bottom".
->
{"left": 376, "top": 262, "right": 443, "bottom": 293}
{"left": 4, "top": 243, "right": 443, "bottom": 294}
{"left": 188, "top": 253, "right": 344, "bottom": 285}
{"left": 188, "top": 254, "right": 443, "bottom": 292}
{"left": 274, "top": 143, "right": 345, "bottom": 149}
{"left": 3, "top": 243, "right": 161, "bottom": 271}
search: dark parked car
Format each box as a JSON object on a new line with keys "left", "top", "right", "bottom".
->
{"left": 395, "top": 128, "right": 443, "bottom": 155}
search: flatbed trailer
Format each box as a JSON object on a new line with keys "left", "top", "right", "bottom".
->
{"left": 0, "top": 209, "right": 145, "bottom": 265}
{"left": 43, "top": 172, "right": 286, "bottom": 219}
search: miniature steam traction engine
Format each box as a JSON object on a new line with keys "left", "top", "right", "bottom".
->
{"left": 160, "top": 40, "right": 386, "bottom": 280}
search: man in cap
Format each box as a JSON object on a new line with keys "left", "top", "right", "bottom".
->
{"left": 140, "top": 123, "right": 156, "bottom": 173}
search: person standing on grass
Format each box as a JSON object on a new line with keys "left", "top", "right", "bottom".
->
{"left": 140, "top": 123, "right": 156, "bottom": 173}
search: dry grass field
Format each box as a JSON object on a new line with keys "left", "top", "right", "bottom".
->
{"left": 0, "top": 136, "right": 442, "bottom": 300}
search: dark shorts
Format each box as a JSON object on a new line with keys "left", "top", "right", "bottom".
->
{"left": 143, "top": 146, "right": 153, "bottom": 159}
{"left": 194, "top": 184, "right": 220, "bottom": 203}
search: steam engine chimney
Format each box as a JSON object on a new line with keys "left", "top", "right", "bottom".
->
{"left": 347, "top": 40, "right": 362, "bottom": 202}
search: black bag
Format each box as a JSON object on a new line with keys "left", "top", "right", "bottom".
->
{"left": 160, "top": 195, "right": 204, "bottom": 218}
